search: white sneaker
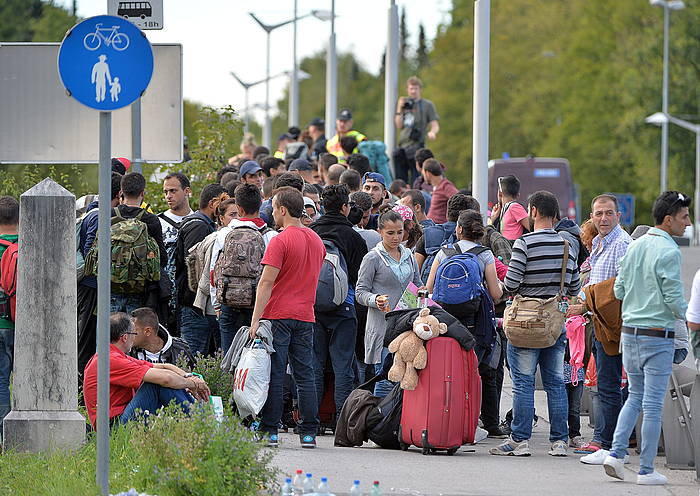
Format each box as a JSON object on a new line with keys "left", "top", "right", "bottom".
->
{"left": 549, "top": 440, "right": 568, "bottom": 456}
{"left": 474, "top": 426, "right": 489, "bottom": 443}
{"left": 637, "top": 471, "right": 667, "bottom": 485}
{"left": 580, "top": 449, "right": 610, "bottom": 465}
{"left": 603, "top": 455, "right": 625, "bottom": 481}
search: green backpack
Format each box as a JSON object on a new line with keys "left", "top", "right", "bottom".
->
{"left": 84, "top": 209, "right": 161, "bottom": 294}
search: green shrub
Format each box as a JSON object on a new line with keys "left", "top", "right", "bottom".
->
{"left": 177, "top": 350, "right": 235, "bottom": 407}
{"left": 0, "top": 405, "right": 276, "bottom": 496}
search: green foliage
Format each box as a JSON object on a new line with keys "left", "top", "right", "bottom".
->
{"left": 178, "top": 351, "right": 235, "bottom": 406}
{"left": 0, "top": 164, "right": 94, "bottom": 200}
{"left": 425, "top": 0, "right": 700, "bottom": 224}
{"left": 0, "top": 0, "right": 76, "bottom": 42}
{"left": 0, "top": 405, "right": 276, "bottom": 496}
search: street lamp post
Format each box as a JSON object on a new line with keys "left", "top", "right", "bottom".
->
{"left": 325, "top": 0, "right": 337, "bottom": 135}
{"left": 472, "top": 0, "right": 491, "bottom": 219}
{"left": 646, "top": 111, "right": 700, "bottom": 246}
{"left": 650, "top": 0, "right": 685, "bottom": 193}
{"left": 230, "top": 72, "right": 267, "bottom": 135}
{"left": 384, "top": 0, "right": 399, "bottom": 179}
{"left": 249, "top": 9, "right": 332, "bottom": 147}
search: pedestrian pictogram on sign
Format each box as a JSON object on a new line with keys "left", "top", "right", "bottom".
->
{"left": 58, "top": 15, "right": 154, "bottom": 111}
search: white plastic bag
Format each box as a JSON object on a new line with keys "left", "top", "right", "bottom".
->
{"left": 232, "top": 345, "right": 271, "bottom": 418}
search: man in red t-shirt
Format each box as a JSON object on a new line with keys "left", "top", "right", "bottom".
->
{"left": 249, "top": 187, "right": 326, "bottom": 449}
{"left": 83, "top": 313, "right": 210, "bottom": 428}
{"left": 422, "top": 158, "right": 459, "bottom": 224}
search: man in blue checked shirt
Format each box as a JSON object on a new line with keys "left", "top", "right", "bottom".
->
{"left": 577, "top": 194, "right": 632, "bottom": 464}
{"left": 602, "top": 191, "right": 691, "bottom": 486}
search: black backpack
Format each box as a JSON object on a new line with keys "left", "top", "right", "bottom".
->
{"left": 365, "top": 383, "right": 404, "bottom": 449}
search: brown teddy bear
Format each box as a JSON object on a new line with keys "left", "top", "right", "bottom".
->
{"left": 387, "top": 308, "right": 448, "bottom": 390}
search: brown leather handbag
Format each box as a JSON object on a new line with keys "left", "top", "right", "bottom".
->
{"left": 504, "top": 240, "right": 569, "bottom": 348}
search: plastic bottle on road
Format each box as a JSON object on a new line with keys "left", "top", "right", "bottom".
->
{"left": 302, "top": 473, "right": 314, "bottom": 494}
{"left": 349, "top": 480, "right": 362, "bottom": 496}
{"left": 281, "top": 478, "right": 294, "bottom": 496}
{"left": 316, "top": 477, "right": 330, "bottom": 495}
{"left": 292, "top": 470, "right": 304, "bottom": 496}
{"left": 371, "top": 481, "right": 381, "bottom": 496}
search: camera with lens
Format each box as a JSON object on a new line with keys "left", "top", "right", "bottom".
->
{"left": 402, "top": 98, "right": 415, "bottom": 111}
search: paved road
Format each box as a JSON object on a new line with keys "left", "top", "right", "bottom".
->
{"left": 268, "top": 246, "right": 700, "bottom": 495}
{"left": 271, "top": 377, "right": 699, "bottom": 495}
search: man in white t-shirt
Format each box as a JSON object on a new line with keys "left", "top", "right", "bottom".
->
{"left": 158, "top": 173, "right": 194, "bottom": 330}
{"left": 687, "top": 268, "right": 700, "bottom": 369}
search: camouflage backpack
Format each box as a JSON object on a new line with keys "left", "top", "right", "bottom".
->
{"left": 213, "top": 226, "right": 267, "bottom": 308}
{"left": 84, "top": 209, "right": 160, "bottom": 293}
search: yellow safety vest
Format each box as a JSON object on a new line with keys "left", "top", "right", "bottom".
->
{"left": 273, "top": 150, "right": 285, "bottom": 159}
{"left": 326, "top": 130, "right": 367, "bottom": 163}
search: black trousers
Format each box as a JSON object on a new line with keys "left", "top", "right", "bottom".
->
{"left": 479, "top": 341, "right": 505, "bottom": 431}
{"left": 77, "top": 284, "right": 98, "bottom": 392}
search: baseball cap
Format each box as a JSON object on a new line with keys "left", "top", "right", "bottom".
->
{"left": 111, "top": 157, "right": 131, "bottom": 174}
{"left": 309, "top": 117, "right": 325, "bottom": 127}
{"left": 338, "top": 109, "right": 353, "bottom": 121}
{"left": 239, "top": 160, "right": 262, "bottom": 178}
{"left": 289, "top": 158, "right": 313, "bottom": 172}
{"left": 362, "top": 172, "right": 386, "bottom": 189}
{"left": 303, "top": 196, "right": 318, "bottom": 214}
{"left": 278, "top": 133, "right": 294, "bottom": 141}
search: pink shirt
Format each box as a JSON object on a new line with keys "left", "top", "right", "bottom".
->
{"left": 500, "top": 201, "right": 528, "bottom": 240}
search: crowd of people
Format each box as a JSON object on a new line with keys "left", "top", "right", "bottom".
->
{"left": 0, "top": 76, "right": 698, "bottom": 488}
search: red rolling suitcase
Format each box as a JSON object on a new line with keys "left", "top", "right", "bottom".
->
{"left": 399, "top": 337, "right": 481, "bottom": 455}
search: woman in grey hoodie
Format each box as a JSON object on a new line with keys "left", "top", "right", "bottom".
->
{"left": 356, "top": 209, "right": 423, "bottom": 396}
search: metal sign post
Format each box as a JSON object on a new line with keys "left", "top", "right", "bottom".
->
{"left": 58, "top": 15, "right": 153, "bottom": 495}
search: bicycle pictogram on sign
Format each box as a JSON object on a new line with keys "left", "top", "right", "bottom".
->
{"left": 83, "top": 24, "right": 130, "bottom": 51}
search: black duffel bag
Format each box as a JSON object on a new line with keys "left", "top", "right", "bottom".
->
{"left": 365, "top": 382, "right": 403, "bottom": 450}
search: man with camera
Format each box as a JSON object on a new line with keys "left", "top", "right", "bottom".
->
{"left": 394, "top": 76, "right": 440, "bottom": 183}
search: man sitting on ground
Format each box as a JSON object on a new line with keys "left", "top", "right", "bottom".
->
{"left": 130, "top": 307, "right": 195, "bottom": 369}
{"left": 83, "top": 312, "right": 210, "bottom": 428}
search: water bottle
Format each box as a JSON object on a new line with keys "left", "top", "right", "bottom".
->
{"left": 292, "top": 470, "right": 304, "bottom": 496}
{"left": 252, "top": 338, "right": 265, "bottom": 349}
{"left": 302, "top": 473, "right": 314, "bottom": 494}
{"left": 349, "top": 480, "right": 362, "bottom": 496}
{"left": 371, "top": 481, "right": 381, "bottom": 496}
{"left": 316, "top": 477, "right": 330, "bottom": 496}
{"left": 281, "top": 478, "right": 294, "bottom": 496}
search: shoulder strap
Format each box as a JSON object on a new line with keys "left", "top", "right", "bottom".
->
{"left": 135, "top": 208, "right": 146, "bottom": 221}
{"left": 158, "top": 212, "right": 180, "bottom": 228}
{"left": 559, "top": 239, "right": 570, "bottom": 295}
{"left": 113, "top": 207, "right": 124, "bottom": 221}
{"left": 498, "top": 201, "right": 515, "bottom": 231}
{"left": 466, "top": 245, "right": 490, "bottom": 257}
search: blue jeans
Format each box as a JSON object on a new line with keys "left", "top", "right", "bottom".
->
{"left": 507, "top": 332, "right": 568, "bottom": 443}
{"left": 313, "top": 306, "right": 357, "bottom": 414}
{"left": 0, "top": 327, "right": 14, "bottom": 439}
{"left": 589, "top": 386, "right": 604, "bottom": 443}
{"left": 119, "top": 382, "right": 193, "bottom": 423}
{"left": 373, "top": 347, "right": 395, "bottom": 398}
{"left": 110, "top": 293, "right": 144, "bottom": 314}
{"left": 179, "top": 305, "right": 218, "bottom": 357}
{"left": 611, "top": 332, "right": 674, "bottom": 473}
{"left": 593, "top": 337, "right": 623, "bottom": 449}
{"left": 219, "top": 305, "right": 252, "bottom": 355}
{"left": 260, "top": 319, "right": 319, "bottom": 436}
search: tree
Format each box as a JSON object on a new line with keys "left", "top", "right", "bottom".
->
{"left": 416, "top": 23, "right": 429, "bottom": 71}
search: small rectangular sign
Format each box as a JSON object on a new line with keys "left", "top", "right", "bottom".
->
{"left": 533, "top": 168, "right": 561, "bottom": 178}
{"left": 108, "top": 0, "right": 164, "bottom": 30}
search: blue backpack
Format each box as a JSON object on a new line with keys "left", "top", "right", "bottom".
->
{"left": 358, "top": 140, "right": 393, "bottom": 183}
{"left": 315, "top": 240, "right": 349, "bottom": 313}
{"left": 432, "top": 244, "right": 488, "bottom": 318}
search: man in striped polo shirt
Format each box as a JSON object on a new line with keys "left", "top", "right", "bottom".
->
{"left": 490, "top": 191, "right": 581, "bottom": 457}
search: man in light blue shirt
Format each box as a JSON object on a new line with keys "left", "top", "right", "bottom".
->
{"left": 603, "top": 191, "right": 691, "bottom": 486}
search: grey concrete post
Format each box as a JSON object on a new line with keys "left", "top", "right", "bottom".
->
{"left": 3, "top": 178, "right": 85, "bottom": 452}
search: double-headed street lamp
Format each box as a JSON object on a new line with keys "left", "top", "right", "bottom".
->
{"left": 646, "top": 111, "right": 699, "bottom": 246}
{"left": 649, "top": 0, "right": 685, "bottom": 193}
{"left": 231, "top": 70, "right": 310, "bottom": 136}
{"left": 249, "top": 8, "right": 332, "bottom": 148}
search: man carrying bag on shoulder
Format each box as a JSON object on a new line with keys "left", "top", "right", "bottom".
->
{"left": 490, "top": 191, "right": 581, "bottom": 458}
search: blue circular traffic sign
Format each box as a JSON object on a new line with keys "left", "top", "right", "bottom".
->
{"left": 58, "top": 15, "right": 154, "bottom": 111}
